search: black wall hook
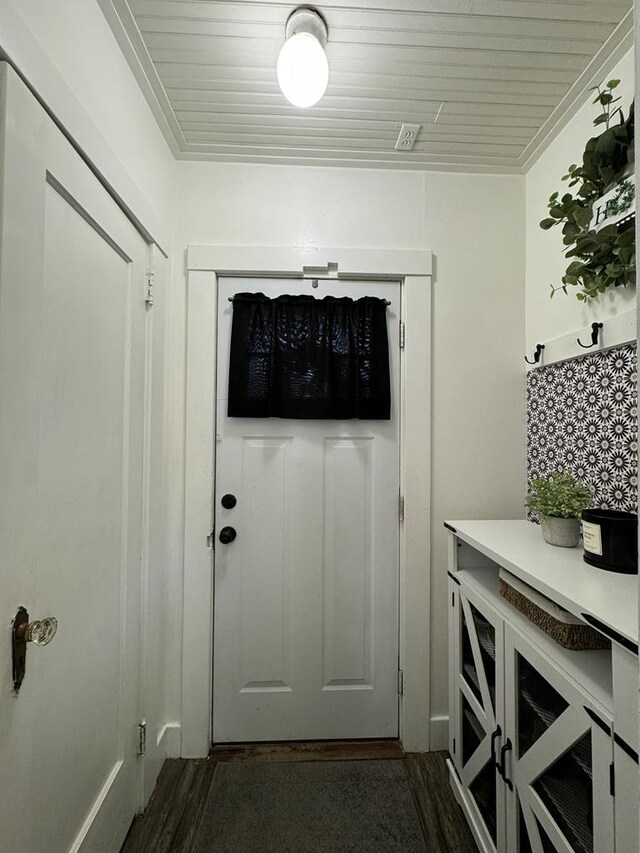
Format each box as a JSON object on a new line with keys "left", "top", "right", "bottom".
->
{"left": 577, "top": 322, "right": 603, "bottom": 349}
{"left": 525, "top": 344, "right": 545, "bottom": 365}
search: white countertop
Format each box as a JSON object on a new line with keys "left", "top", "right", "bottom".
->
{"left": 446, "top": 519, "right": 638, "bottom": 647}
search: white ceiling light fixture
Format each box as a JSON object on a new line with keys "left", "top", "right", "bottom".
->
{"left": 277, "top": 7, "right": 329, "bottom": 109}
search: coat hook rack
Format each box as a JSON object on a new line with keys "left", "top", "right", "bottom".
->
{"left": 525, "top": 344, "right": 545, "bottom": 365}
{"left": 577, "top": 322, "right": 603, "bottom": 349}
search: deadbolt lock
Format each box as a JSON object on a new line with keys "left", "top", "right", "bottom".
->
{"left": 12, "top": 607, "right": 58, "bottom": 692}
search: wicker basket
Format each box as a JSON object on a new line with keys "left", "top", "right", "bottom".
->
{"left": 499, "top": 579, "right": 609, "bottom": 651}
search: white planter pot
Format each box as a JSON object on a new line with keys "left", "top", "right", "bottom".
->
{"left": 540, "top": 516, "right": 580, "bottom": 548}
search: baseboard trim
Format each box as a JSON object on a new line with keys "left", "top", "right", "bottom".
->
{"left": 157, "top": 722, "right": 182, "bottom": 758}
{"left": 429, "top": 714, "right": 449, "bottom": 751}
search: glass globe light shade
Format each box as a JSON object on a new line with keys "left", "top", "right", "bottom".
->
{"left": 277, "top": 31, "right": 329, "bottom": 108}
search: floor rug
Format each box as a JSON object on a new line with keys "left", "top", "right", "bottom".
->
{"left": 192, "top": 759, "right": 427, "bottom": 852}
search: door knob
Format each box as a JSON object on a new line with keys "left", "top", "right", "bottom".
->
{"left": 21, "top": 617, "right": 58, "bottom": 646}
{"left": 221, "top": 494, "right": 237, "bottom": 509}
{"left": 219, "top": 526, "right": 237, "bottom": 544}
{"left": 12, "top": 608, "right": 58, "bottom": 692}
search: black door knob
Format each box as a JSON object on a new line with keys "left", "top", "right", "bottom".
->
{"left": 221, "top": 494, "right": 237, "bottom": 509}
{"left": 219, "top": 526, "right": 237, "bottom": 544}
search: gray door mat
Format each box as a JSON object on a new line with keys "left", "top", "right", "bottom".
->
{"left": 191, "top": 759, "right": 428, "bottom": 852}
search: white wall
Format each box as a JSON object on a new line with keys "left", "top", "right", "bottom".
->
{"left": 171, "top": 162, "right": 526, "bottom": 742}
{"left": 526, "top": 49, "right": 636, "bottom": 348}
{"left": 0, "top": 0, "right": 175, "bottom": 246}
{"left": 426, "top": 173, "right": 526, "bottom": 730}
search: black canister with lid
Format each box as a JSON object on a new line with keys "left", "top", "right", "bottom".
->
{"left": 581, "top": 508, "right": 638, "bottom": 574}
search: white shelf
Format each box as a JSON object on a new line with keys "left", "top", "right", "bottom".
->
{"left": 447, "top": 520, "right": 638, "bottom": 648}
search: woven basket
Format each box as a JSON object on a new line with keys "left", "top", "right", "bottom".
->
{"left": 499, "top": 579, "right": 610, "bottom": 651}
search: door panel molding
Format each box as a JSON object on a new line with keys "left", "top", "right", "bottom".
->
{"left": 182, "top": 245, "right": 431, "bottom": 756}
{"left": 322, "top": 435, "right": 375, "bottom": 691}
{"left": 0, "top": 62, "right": 149, "bottom": 852}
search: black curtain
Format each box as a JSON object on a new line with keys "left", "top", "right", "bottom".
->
{"left": 228, "top": 292, "right": 391, "bottom": 419}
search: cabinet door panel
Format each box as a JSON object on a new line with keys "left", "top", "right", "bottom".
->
{"left": 451, "top": 580, "right": 506, "bottom": 851}
{"left": 504, "top": 624, "right": 614, "bottom": 853}
{"left": 461, "top": 596, "right": 498, "bottom": 717}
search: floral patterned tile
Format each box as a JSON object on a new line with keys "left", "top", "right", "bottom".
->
{"left": 527, "top": 344, "right": 638, "bottom": 513}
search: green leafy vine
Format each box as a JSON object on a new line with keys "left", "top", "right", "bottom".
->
{"left": 540, "top": 80, "right": 635, "bottom": 302}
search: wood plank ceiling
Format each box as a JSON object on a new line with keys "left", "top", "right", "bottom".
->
{"left": 109, "top": 0, "right": 633, "bottom": 170}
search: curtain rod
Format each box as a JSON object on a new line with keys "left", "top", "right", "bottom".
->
{"left": 227, "top": 296, "right": 391, "bottom": 305}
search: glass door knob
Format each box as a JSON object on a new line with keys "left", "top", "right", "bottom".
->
{"left": 12, "top": 608, "right": 58, "bottom": 692}
{"left": 24, "top": 617, "right": 58, "bottom": 646}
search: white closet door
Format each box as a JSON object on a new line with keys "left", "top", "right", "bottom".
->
{"left": 0, "top": 64, "right": 148, "bottom": 852}
{"left": 213, "top": 277, "right": 401, "bottom": 742}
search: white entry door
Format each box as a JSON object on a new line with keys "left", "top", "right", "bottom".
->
{"left": 0, "top": 65, "right": 147, "bottom": 851}
{"left": 213, "top": 277, "right": 401, "bottom": 743}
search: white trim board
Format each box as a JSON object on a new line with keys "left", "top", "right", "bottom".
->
{"left": 186, "top": 245, "right": 432, "bottom": 279}
{"left": 526, "top": 309, "right": 637, "bottom": 371}
{"left": 182, "top": 244, "right": 432, "bottom": 756}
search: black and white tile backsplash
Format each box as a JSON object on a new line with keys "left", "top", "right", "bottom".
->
{"left": 527, "top": 344, "right": 638, "bottom": 513}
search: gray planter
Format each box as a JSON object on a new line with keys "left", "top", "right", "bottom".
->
{"left": 540, "top": 516, "right": 580, "bottom": 548}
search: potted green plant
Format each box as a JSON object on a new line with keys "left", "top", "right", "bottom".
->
{"left": 526, "top": 471, "right": 593, "bottom": 548}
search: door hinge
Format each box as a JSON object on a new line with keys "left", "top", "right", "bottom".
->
{"left": 609, "top": 761, "right": 615, "bottom": 797}
{"left": 399, "top": 495, "right": 405, "bottom": 523}
{"left": 399, "top": 321, "right": 405, "bottom": 349}
{"left": 397, "top": 669, "right": 404, "bottom": 696}
{"left": 145, "top": 270, "right": 155, "bottom": 308}
{"left": 452, "top": 737, "right": 456, "bottom": 754}
{"left": 451, "top": 591, "right": 455, "bottom": 607}
{"left": 138, "top": 720, "right": 147, "bottom": 757}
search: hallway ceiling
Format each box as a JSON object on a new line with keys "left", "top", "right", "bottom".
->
{"left": 104, "top": 0, "right": 633, "bottom": 171}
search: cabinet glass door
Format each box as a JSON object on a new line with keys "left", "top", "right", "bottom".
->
{"left": 452, "top": 582, "right": 505, "bottom": 851}
{"left": 504, "top": 625, "right": 614, "bottom": 853}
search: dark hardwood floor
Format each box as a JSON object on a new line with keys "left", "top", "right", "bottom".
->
{"left": 121, "top": 744, "right": 477, "bottom": 853}
{"left": 405, "top": 753, "right": 478, "bottom": 853}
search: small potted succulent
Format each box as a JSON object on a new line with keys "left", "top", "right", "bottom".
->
{"left": 526, "top": 471, "right": 593, "bottom": 548}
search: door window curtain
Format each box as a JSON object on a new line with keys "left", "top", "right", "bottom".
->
{"left": 228, "top": 292, "right": 391, "bottom": 419}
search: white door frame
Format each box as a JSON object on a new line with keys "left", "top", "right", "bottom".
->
{"left": 182, "top": 244, "right": 432, "bottom": 757}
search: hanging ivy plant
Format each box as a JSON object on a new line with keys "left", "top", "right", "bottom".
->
{"left": 540, "top": 80, "right": 635, "bottom": 302}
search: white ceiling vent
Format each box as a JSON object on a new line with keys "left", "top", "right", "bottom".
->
{"left": 395, "top": 124, "right": 422, "bottom": 151}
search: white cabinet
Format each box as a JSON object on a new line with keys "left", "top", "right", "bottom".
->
{"left": 446, "top": 522, "right": 639, "bottom": 853}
